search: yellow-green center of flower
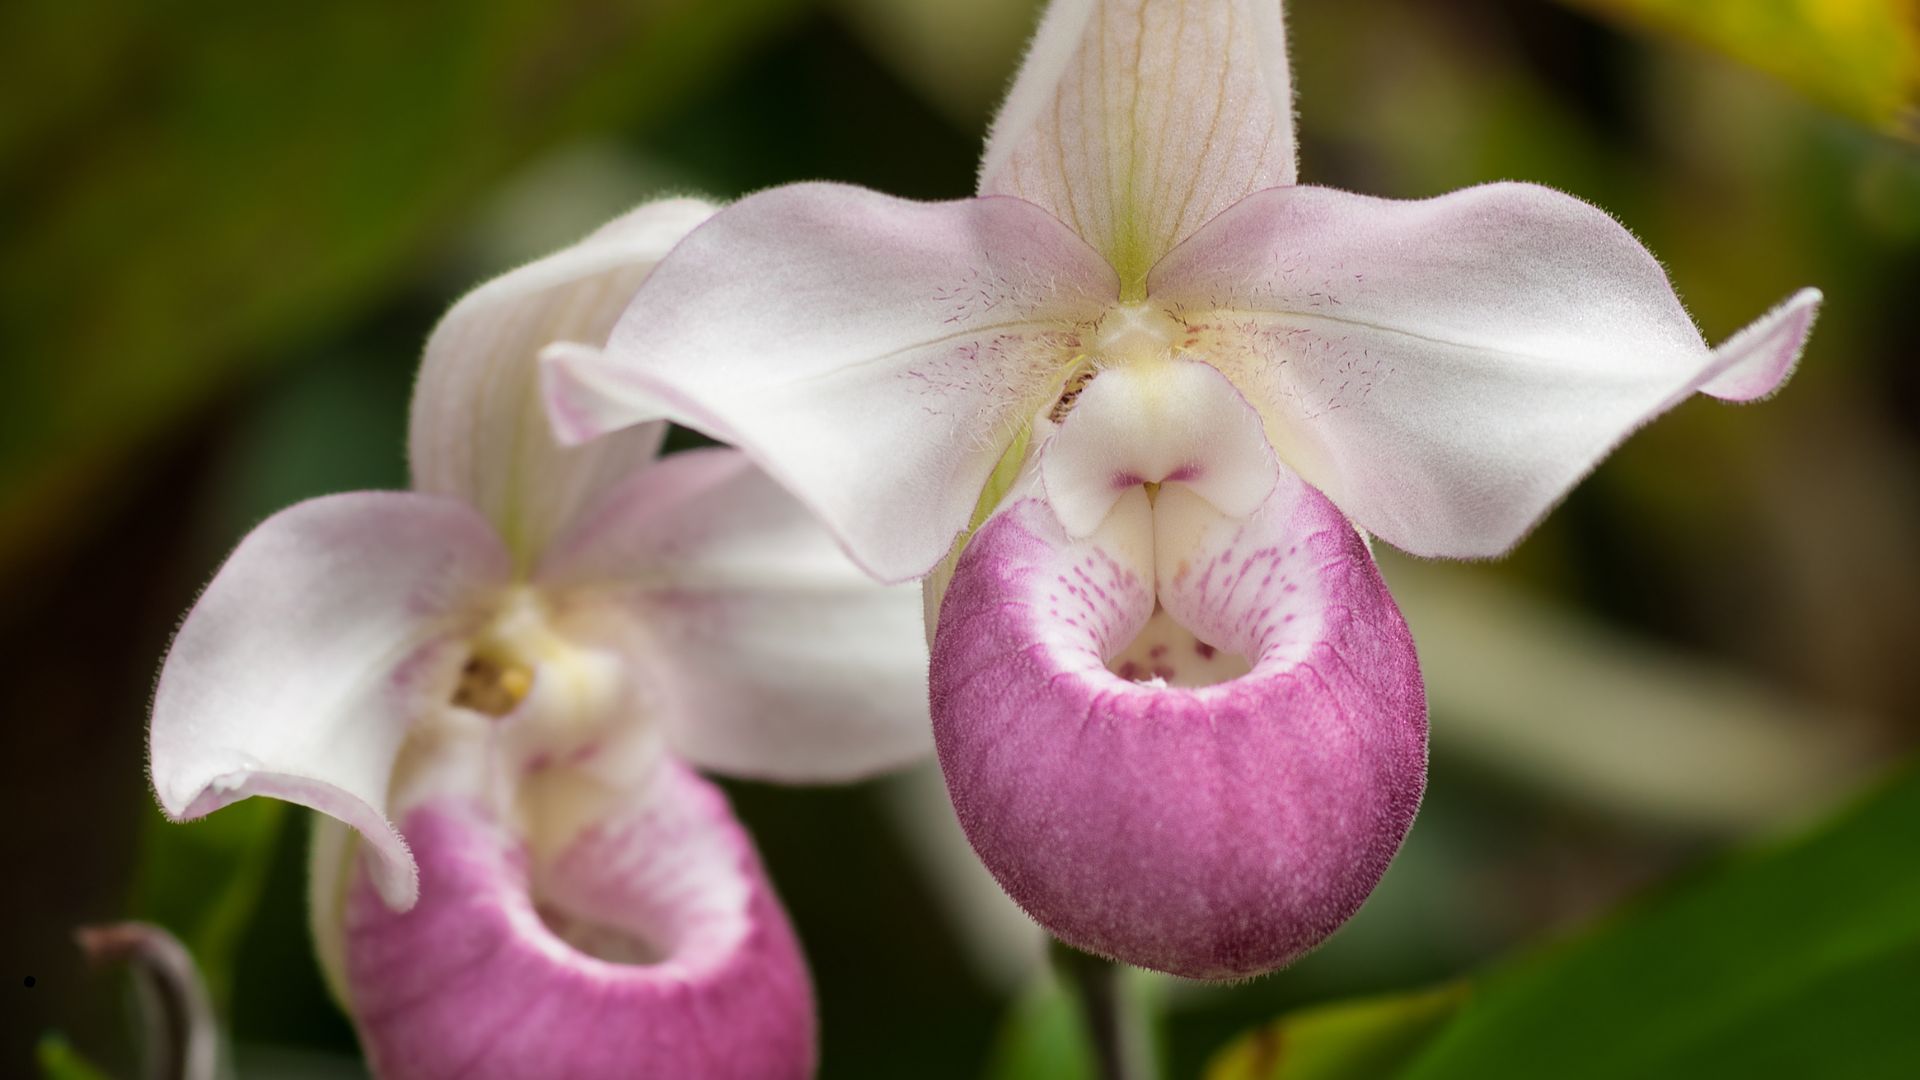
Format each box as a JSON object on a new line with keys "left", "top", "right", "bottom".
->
{"left": 1092, "top": 302, "right": 1184, "bottom": 368}
{"left": 450, "top": 586, "right": 622, "bottom": 746}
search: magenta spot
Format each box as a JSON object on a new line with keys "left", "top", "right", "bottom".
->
{"left": 1149, "top": 644, "right": 1168, "bottom": 659}
{"left": 1152, "top": 665, "right": 1177, "bottom": 681}
{"left": 1194, "top": 642, "right": 1217, "bottom": 660}
{"left": 1165, "top": 464, "right": 1201, "bottom": 484}
{"left": 1117, "top": 661, "right": 1141, "bottom": 680}
{"left": 1111, "top": 471, "right": 1144, "bottom": 489}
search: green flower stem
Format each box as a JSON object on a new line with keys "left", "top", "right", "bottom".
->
{"left": 1050, "top": 938, "right": 1157, "bottom": 1080}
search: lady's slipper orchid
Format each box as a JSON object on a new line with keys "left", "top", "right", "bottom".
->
{"left": 544, "top": 1, "right": 1819, "bottom": 979}
{"left": 150, "top": 198, "right": 930, "bottom": 1077}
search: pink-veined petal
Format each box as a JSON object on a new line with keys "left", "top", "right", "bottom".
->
{"left": 412, "top": 198, "right": 717, "bottom": 563}
{"left": 537, "top": 449, "right": 932, "bottom": 781}
{"left": 542, "top": 182, "right": 1118, "bottom": 583}
{"left": 344, "top": 761, "right": 813, "bottom": 1080}
{"left": 1149, "top": 182, "right": 1821, "bottom": 559}
{"left": 979, "top": 0, "right": 1297, "bottom": 290}
{"left": 930, "top": 474, "right": 1426, "bottom": 979}
{"left": 1040, "top": 357, "right": 1278, "bottom": 537}
{"left": 150, "top": 493, "right": 509, "bottom": 909}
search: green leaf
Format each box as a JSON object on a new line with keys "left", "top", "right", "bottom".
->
{"left": 35, "top": 1033, "right": 114, "bottom": 1080}
{"left": 128, "top": 800, "right": 287, "bottom": 1012}
{"left": 1555, "top": 0, "right": 1920, "bottom": 140}
{"left": 1399, "top": 764, "right": 1920, "bottom": 1078}
{"left": 1205, "top": 984, "right": 1469, "bottom": 1080}
{"left": 985, "top": 946, "right": 1167, "bottom": 1080}
{"left": 984, "top": 973, "right": 1099, "bottom": 1080}
{"left": 1205, "top": 764, "right": 1920, "bottom": 1078}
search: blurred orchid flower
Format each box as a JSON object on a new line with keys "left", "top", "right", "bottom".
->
{"left": 150, "top": 198, "right": 931, "bottom": 1077}
{"left": 545, "top": 0, "right": 1819, "bottom": 979}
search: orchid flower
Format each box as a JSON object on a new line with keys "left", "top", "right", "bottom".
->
{"left": 545, "top": 0, "right": 1819, "bottom": 980}
{"left": 149, "top": 198, "right": 931, "bottom": 1077}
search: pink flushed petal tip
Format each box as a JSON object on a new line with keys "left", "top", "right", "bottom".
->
{"left": 931, "top": 493, "right": 1427, "bottom": 980}
{"left": 344, "top": 764, "right": 813, "bottom": 1079}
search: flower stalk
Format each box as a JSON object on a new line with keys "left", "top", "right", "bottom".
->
{"left": 75, "top": 922, "right": 219, "bottom": 1080}
{"left": 1052, "top": 939, "right": 1157, "bottom": 1080}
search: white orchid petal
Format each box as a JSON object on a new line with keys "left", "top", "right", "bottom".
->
{"left": 542, "top": 182, "right": 1117, "bottom": 583}
{"left": 1697, "top": 287, "right": 1821, "bottom": 402}
{"left": 1041, "top": 358, "right": 1278, "bottom": 537}
{"left": 412, "top": 198, "right": 717, "bottom": 562}
{"left": 538, "top": 449, "right": 932, "bottom": 781}
{"left": 150, "top": 493, "right": 509, "bottom": 909}
{"left": 1149, "top": 182, "right": 1821, "bottom": 559}
{"left": 979, "top": 0, "right": 1297, "bottom": 289}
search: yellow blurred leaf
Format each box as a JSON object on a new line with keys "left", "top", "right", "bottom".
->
{"left": 1206, "top": 984, "right": 1468, "bottom": 1080}
{"left": 1556, "top": 0, "right": 1920, "bottom": 139}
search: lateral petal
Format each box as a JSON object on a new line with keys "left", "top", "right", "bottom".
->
{"left": 543, "top": 182, "right": 1117, "bottom": 583}
{"left": 536, "top": 449, "right": 932, "bottom": 781}
{"left": 150, "top": 493, "right": 509, "bottom": 909}
{"left": 930, "top": 476, "right": 1426, "bottom": 979}
{"left": 1149, "top": 183, "right": 1821, "bottom": 559}
{"left": 412, "top": 198, "right": 716, "bottom": 563}
{"left": 979, "top": 0, "right": 1298, "bottom": 289}
{"left": 344, "top": 763, "right": 814, "bottom": 1080}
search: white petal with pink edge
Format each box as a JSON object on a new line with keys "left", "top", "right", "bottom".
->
{"left": 979, "top": 0, "right": 1297, "bottom": 287}
{"left": 412, "top": 198, "right": 715, "bottom": 561}
{"left": 537, "top": 449, "right": 932, "bottom": 782}
{"left": 542, "top": 182, "right": 1118, "bottom": 583}
{"left": 150, "top": 492, "right": 509, "bottom": 908}
{"left": 1147, "top": 182, "right": 1820, "bottom": 559}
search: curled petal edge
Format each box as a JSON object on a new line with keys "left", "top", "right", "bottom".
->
{"left": 148, "top": 491, "right": 510, "bottom": 910}
{"left": 1146, "top": 182, "right": 1822, "bottom": 560}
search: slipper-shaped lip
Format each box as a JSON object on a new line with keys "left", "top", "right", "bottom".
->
{"left": 343, "top": 762, "right": 814, "bottom": 1079}
{"left": 931, "top": 484, "right": 1427, "bottom": 980}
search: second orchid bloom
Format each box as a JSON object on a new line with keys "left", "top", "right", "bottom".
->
{"left": 150, "top": 200, "right": 931, "bottom": 1077}
{"left": 548, "top": 0, "right": 1819, "bottom": 979}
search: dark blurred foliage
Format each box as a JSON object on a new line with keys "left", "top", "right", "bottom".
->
{"left": 3, "top": 0, "right": 1916, "bottom": 1077}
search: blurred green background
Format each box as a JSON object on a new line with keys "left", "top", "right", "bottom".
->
{"left": 4, "top": 0, "right": 1917, "bottom": 1076}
